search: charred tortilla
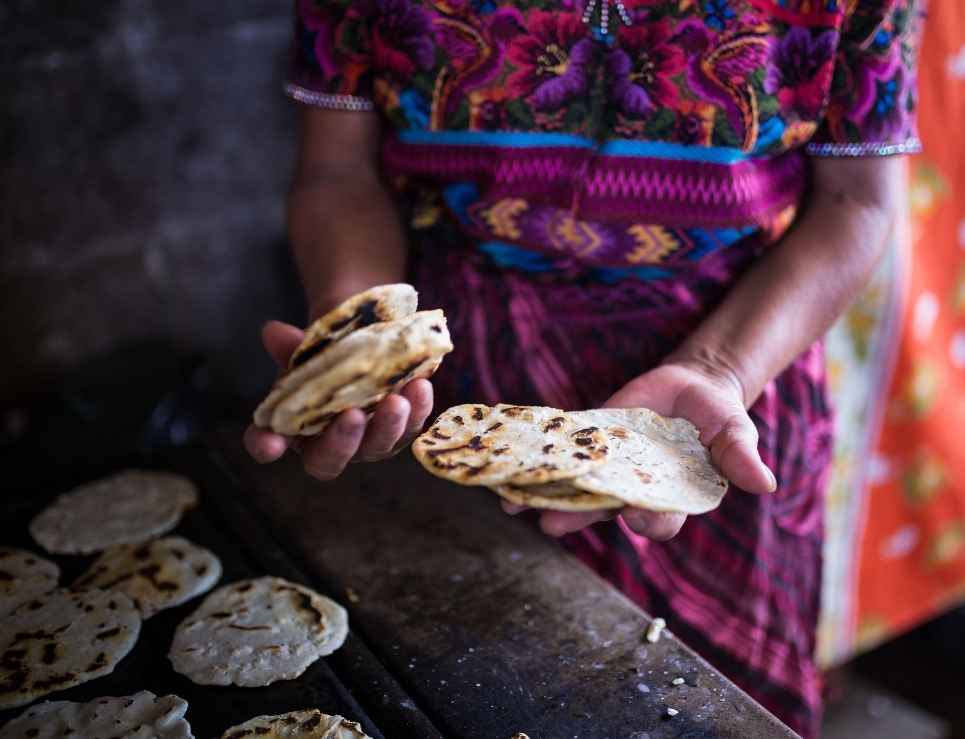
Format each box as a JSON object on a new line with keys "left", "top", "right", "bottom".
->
{"left": 412, "top": 404, "right": 609, "bottom": 486}
{"left": 169, "top": 577, "right": 348, "bottom": 687}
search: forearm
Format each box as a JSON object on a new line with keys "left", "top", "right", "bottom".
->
{"left": 287, "top": 108, "right": 408, "bottom": 319}
{"left": 288, "top": 175, "right": 407, "bottom": 318}
{"left": 669, "top": 156, "right": 905, "bottom": 407}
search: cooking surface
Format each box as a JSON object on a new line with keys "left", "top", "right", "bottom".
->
{"left": 0, "top": 424, "right": 799, "bottom": 738}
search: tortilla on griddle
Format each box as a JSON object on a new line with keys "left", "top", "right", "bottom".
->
{"left": 0, "top": 691, "right": 193, "bottom": 739}
{"left": 0, "top": 588, "right": 141, "bottom": 710}
{"left": 219, "top": 710, "right": 372, "bottom": 739}
{"left": 169, "top": 576, "right": 348, "bottom": 687}
{"left": 29, "top": 470, "right": 198, "bottom": 555}
{"left": 412, "top": 404, "right": 609, "bottom": 487}
{"left": 73, "top": 536, "right": 222, "bottom": 619}
{"left": 0, "top": 547, "right": 60, "bottom": 615}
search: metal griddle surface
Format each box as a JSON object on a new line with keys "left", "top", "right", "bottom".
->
{"left": 0, "top": 431, "right": 799, "bottom": 738}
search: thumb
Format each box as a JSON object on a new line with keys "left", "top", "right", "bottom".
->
{"left": 262, "top": 321, "right": 305, "bottom": 370}
{"left": 705, "top": 412, "right": 776, "bottom": 494}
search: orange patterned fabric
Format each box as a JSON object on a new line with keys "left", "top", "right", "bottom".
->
{"left": 855, "top": 0, "right": 965, "bottom": 651}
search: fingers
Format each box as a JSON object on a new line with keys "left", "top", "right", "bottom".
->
{"left": 262, "top": 321, "right": 305, "bottom": 369}
{"left": 621, "top": 509, "right": 687, "bottom": 540}
{"left": 244, "top": 425, "right": 291, "bottom": 463}
{"left": 500, "top": 501, "right": 528, "bottom": 515}
{"left": 400, "top": 379, "right": 433, "bottom": 437}
{"left": 539, "top": 510, "right": 618, "bottom": 537}
{"left": 355, "top": 395, "right": 411, "bottom": 462}
{"left": 300, "top": 410, "right": 367, "bottom": 481}
{"left": 705, "top": 414, "right": 776, "bottom": 494}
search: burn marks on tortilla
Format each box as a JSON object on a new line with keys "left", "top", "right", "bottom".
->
{"left": 290, "top": 300, "right": 382, "bottom": 369}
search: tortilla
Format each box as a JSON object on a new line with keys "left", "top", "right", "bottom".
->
{"left": 219, "top": 710, "right": 372, "bottom": 739}
{"left": 0, "top": 547, "right": 60, "bottom": 615}
{"left": 169, "top": 576, "right": 348, "bottom": 687}
{"left": 73, "top": 536, "right": 223, "bottom": 619}
{"left": 564, "top": 408, "right": 729, "bottom": 514}
{"left": 288, "top": 284, "right": 418, "bottom": 370}
{"left": 265, "top": 310, "right": 452, "bottom": 436}
{"left": 492, "top": 480, "right": 624, "bottom": 511}
{"left": 0, "top": 691, "right": 193, "bottom": 739}
{"left": 412, "top": 404, "right": 609, "bottom": 486}
{"left": 0, "top": 588, "right": 141, "bottom": 710}
{"left": 29, "top": 470, "right": 198, "bottom": 555}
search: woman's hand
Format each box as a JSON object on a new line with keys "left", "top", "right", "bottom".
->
{"left": 501, "top": 361, "right": 776, "bottom": 539}
{"left": 243, "top": 320, "right": 434, "bottom": 480}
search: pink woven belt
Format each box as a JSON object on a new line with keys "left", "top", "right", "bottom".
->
{"left": 382, "top": 134, "right": 806, "bottom": 230}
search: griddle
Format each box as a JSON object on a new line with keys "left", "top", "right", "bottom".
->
{"left": 0, "top": 425, "right": 800, "bottom": 738}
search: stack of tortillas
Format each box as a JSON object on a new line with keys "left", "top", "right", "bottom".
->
{"left": 254, "top": 284, "right": 453, "bottom": 436}
{"left": 413, "top": 404, "right": 729, "bottom": 514}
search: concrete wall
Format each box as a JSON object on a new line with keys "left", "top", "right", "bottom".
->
{"left": 1, "top": 1, "right": 305, "bottom": 403}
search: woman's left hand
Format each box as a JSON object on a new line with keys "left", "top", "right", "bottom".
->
{"left": 500, "top": 362, "right": 777, "bottom": 539}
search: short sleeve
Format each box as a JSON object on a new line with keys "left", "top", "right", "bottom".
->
{"left": 284, "top": 0, "right": 375, "bottom": 112}
{"left": 806, "top": 0, "right": 925, "bottom": 156}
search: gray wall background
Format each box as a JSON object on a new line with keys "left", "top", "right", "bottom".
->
{"left": 2, "top": 1, "right": 305, "bottom": 404}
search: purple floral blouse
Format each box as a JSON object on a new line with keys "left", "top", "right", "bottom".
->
{"left": 284, "top": 0, "right": 924, "bottom": 272}
{"left": 287, "top": 0, "right": 923, "bottom": 156}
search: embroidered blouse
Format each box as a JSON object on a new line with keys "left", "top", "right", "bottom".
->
{"left": 284, "top": 0, "right": 924, "bottom": 271}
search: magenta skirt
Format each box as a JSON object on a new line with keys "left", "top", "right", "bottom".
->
{"left": 415, "top": 237, "right": 833, "bottom": 738}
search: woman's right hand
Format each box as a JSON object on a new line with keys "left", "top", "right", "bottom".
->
{"left": 243, "top": 320, "right": 435, "bottom": 481}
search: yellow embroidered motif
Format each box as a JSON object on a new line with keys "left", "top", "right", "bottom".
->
{"left": 412, "top": 204, "right": 442, "bottom": 229}
{"left": 781, "top": 121, "right": 818, "bottom": 149}
{"left": 482, "top": 199, "right": 528, "bottom": 239}
{"left": 547, "top": 212, "right": 602, "bottom": 257}
{"left": 626, "top": 225, "right": 679, "bottom": 263}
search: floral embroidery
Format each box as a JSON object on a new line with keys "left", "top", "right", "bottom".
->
{"left": 765, "top": 27, "right": 837, "bottom": 118}
{"left": 703, "top": 0, "right": 736, "bottom": 31}
{"left": 607, "top": 22, "right": 685, "bottom": 117}
{"left": 289, "top": 0, "right": 923, "bottom": 150}
{"left": 371, "top": 0, "right": 435, "bottom": 79}
{"left": 506, "top": 12, "right": 595, "bottom": 111}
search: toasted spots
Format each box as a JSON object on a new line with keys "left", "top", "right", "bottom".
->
{"left": 259, "top": 309, "right": 452, "bottom": 437}
{"left": 0, "top": 691, "right": 193, "bottom": 738}
{"left": 218, "top": 710, "right": 372, "bottom": 739}
{"left": 413, "top": 404, "right": 609, "bottom": 487}
{"left": 422, "top": 407, "right": 729, "bottom": 515}
{"left": 288, "top": 286, "right": 416, "bottom": 370}
{"left": 0, "top": 589, "right": 140, "bottom": 710}
{"left": 0, "top": 548, "right": 60, "bottom": 615}
{"left": 169, "top": 576, "right": 347, "bottom": 687}
{"left": 73, "top": 537, "right": 222, "bottom": 619}
{"left": 557, "top": 408, "right": 728, "bottom": 514}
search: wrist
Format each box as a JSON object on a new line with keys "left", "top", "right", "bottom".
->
{"left": 663, "top": 344, "right": 753, "bottom": 409}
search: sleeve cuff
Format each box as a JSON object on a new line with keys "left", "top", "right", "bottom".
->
{"left": 804, "top": 138, "right": 922, "bottom": 157}
{"left": 284, "top": 82, "right": 375, "bottom": 112}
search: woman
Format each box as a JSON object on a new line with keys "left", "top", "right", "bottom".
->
{"left": 244, "top": 0, "right": 923, "bottom": 734}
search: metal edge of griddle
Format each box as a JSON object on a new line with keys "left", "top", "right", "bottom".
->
{"left": 199, "top": 441, "right": 447, "bottom": 739}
